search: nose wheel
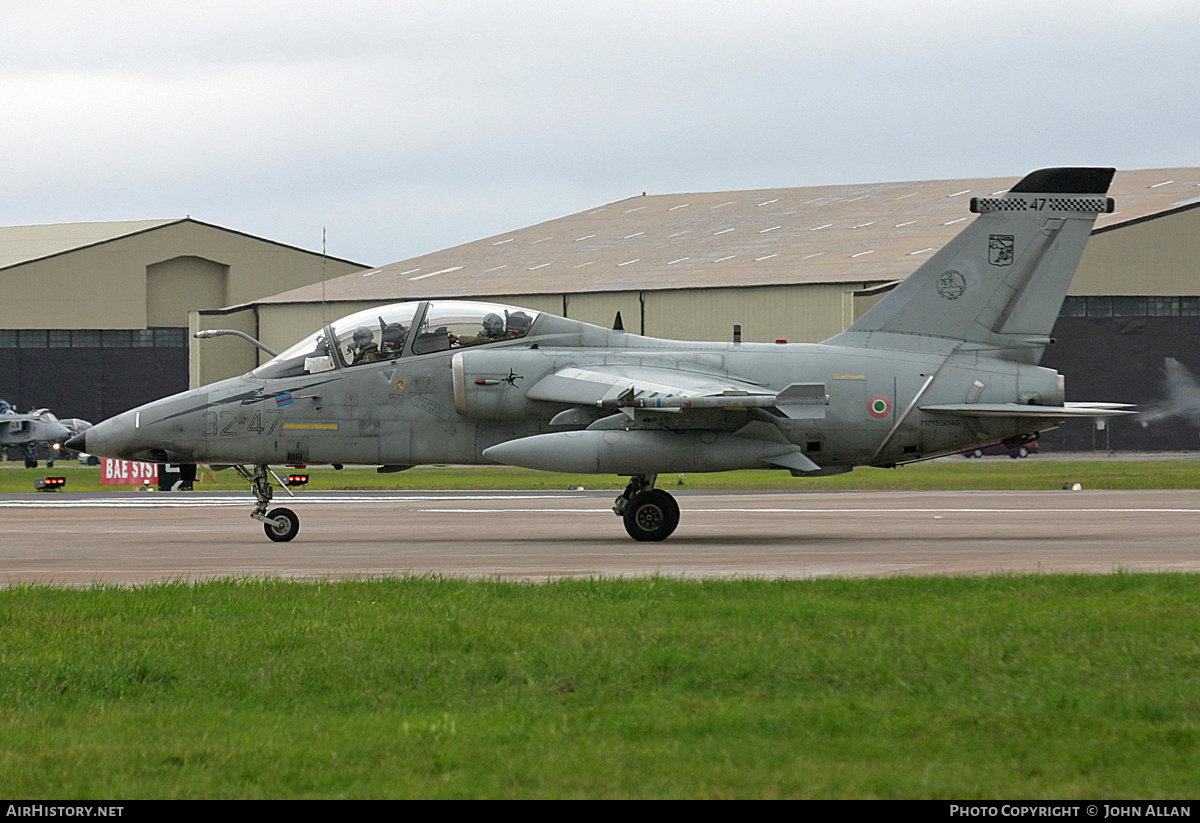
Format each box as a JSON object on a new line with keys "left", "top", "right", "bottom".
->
{"left": 614, "top": 474, "right": 680, "bottom": 542}
{"left": 237, "top": 464, "right": 301, "bottom": 542}
{"left": 263, "top": 507, "right": 300, "bottom": 542}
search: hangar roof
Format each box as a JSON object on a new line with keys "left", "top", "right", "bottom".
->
{"left": 255, "top": 167, "right": 1200, "bottom": 307}
{"left": 0, "top": 219, "right": 178, "bottom": 270}
{"left": 0, "top": 218, "right": 365, "bottom": 271}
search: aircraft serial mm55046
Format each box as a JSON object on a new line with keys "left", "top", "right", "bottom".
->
{"left": 70, "top": 167, "right": 1131, "bottom": 543}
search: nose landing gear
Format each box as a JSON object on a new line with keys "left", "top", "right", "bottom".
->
{"left": 262, "top": 507, "right": 300, "bottom": 542}
{"left": 613, "top": 474, "right": 680, "bottom": 542}
{"left": 236, "top": 464, "right": 300, "bottom": 542}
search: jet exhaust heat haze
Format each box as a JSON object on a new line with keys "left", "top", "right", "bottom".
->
{"left": 1138, "top": 357, "right": 1200, "bottom": 432}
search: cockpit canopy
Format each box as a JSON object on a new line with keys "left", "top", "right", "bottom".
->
{"left": 335, "top": 302, "right": 421, "bottom": 369}
{"left": 252, "top": 301, "right": 541, "bottom": 379}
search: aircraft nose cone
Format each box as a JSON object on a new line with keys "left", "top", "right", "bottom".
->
{"left": 65, "top": 432, "right": 87, "bottom": 452}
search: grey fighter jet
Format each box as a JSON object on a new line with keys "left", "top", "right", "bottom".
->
{"left": 70, "top": 168, "right": 1131, "bottom": 543}
{"left": 1, "top": 400, "right": 91, "bottom": 467}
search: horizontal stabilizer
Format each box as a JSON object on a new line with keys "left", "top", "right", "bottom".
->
{"left": 1064, "top": 402, "right": 1136, "bottom": 410}
{"left": 920, "top": 403, "right": 1135, "bottom": 418}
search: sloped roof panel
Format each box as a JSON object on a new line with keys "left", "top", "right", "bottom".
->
{"left": 0, "top": 219, "right": 182, "bottom": 270}
{"left": 246, "top": 167, "right": 1200, "bottom": 307}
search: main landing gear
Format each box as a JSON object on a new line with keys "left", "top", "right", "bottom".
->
{"left": 613, "top": 474, "right": 680, "bottom": 542}
{"left": 236, "top": 464, "right": 300, "bottom": 542}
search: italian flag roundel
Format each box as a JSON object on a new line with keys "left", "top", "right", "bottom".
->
{"left": 868, "top": 395, "right": 892, "bottom": 418}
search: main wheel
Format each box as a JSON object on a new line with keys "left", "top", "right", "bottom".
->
{"left": 622, "top": 490, "right": 680, "bottom": 542}
{"left": 263, "top": 507, "right": 300, "bottom": 542}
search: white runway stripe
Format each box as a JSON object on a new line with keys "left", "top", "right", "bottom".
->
{"left": 423, "top": 507, "right": 1200, "bottom": 515}
{"left": 5, "top": 496, "right": 1200, "bottom": 515}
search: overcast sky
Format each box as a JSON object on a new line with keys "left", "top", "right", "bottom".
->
{"left": 3, "top": 1, "right": 1198, "bottom": 266}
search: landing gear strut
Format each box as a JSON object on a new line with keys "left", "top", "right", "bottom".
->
{"left": 613, "top": 474, "right": 680, "bottom": 542}
{"left": 236, "top": 464, "right": 300, "bottom": 542}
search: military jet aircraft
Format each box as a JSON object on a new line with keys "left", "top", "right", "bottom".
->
{"left": 1, "top": 400, "right": 91, "bottom": 468}
{"left": 70, "top": 167, "right": 1131, "bottom": 543}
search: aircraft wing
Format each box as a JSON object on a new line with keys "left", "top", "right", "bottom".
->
{"left": 527, "top": 364, "right": 769, "bottom": 404}
{"left": 526, "top": 364, "right": 828, "bottom": 418}
{"left": 920, "top": 402, "right": 1135, "bottom": 418}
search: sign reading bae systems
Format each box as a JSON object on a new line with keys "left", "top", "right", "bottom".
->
{"left": 101, "top": 458, "right": 158, "bottom": 485}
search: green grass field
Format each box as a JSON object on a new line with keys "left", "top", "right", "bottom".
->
{"left": 2, "top": 575, "right": 1198, "bottom": 799}
{"left": 4, "top": 458, "right": 1200, "bottom": 797}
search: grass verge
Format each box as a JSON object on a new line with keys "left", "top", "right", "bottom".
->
{"left": 1, "top": 574, "right": 1198, "bottom": 798}
{"left": 4, "top": 458, "right": 1200, "bottom": 493}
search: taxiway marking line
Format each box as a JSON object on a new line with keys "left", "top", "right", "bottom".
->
{"left": 0, "top": 494, "right": 580, "bottom": 509}
{"left": 6, "top": 500, "right": 1200, "bottom": 514}
{"left": 424, "top": 507, "right": 1200, "bottom": 514}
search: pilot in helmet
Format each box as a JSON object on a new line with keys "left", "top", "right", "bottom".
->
{"left": 482, "top": 313, "right": 504, "bottom": 338}
{"left": 350, "top": 326, "right": 379, "bottom": 364}
{"left": 449, "top": 312, "right": 510, "bottom": 347}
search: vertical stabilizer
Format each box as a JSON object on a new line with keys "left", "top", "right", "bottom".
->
{"left": 824, "top": 167, "right": 1115, "bottom": 362}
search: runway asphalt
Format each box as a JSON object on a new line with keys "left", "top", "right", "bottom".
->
{"left": 2, "top": 487, "right": 1199, "bottom": 585}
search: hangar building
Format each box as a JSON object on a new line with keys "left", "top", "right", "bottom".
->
{"left": 0, "top": 218, "right": 367, "bottom": 428}
{"left": 192, "top": 166, "right": 1200, "bottom": 451}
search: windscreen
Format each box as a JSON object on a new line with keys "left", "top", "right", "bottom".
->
{"left": 251, "top": 327, "right": 336, "bottom": 380}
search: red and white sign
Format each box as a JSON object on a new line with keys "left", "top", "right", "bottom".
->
{"left": 101, "top": 458, "right": 158, "bottom": 485}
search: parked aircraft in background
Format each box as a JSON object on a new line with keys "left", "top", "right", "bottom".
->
{"left": 71, "top": 168, "right": 1131, "bottom": 542}
{"left": 1, "top": 400, "right": 91, "bottom": 467}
